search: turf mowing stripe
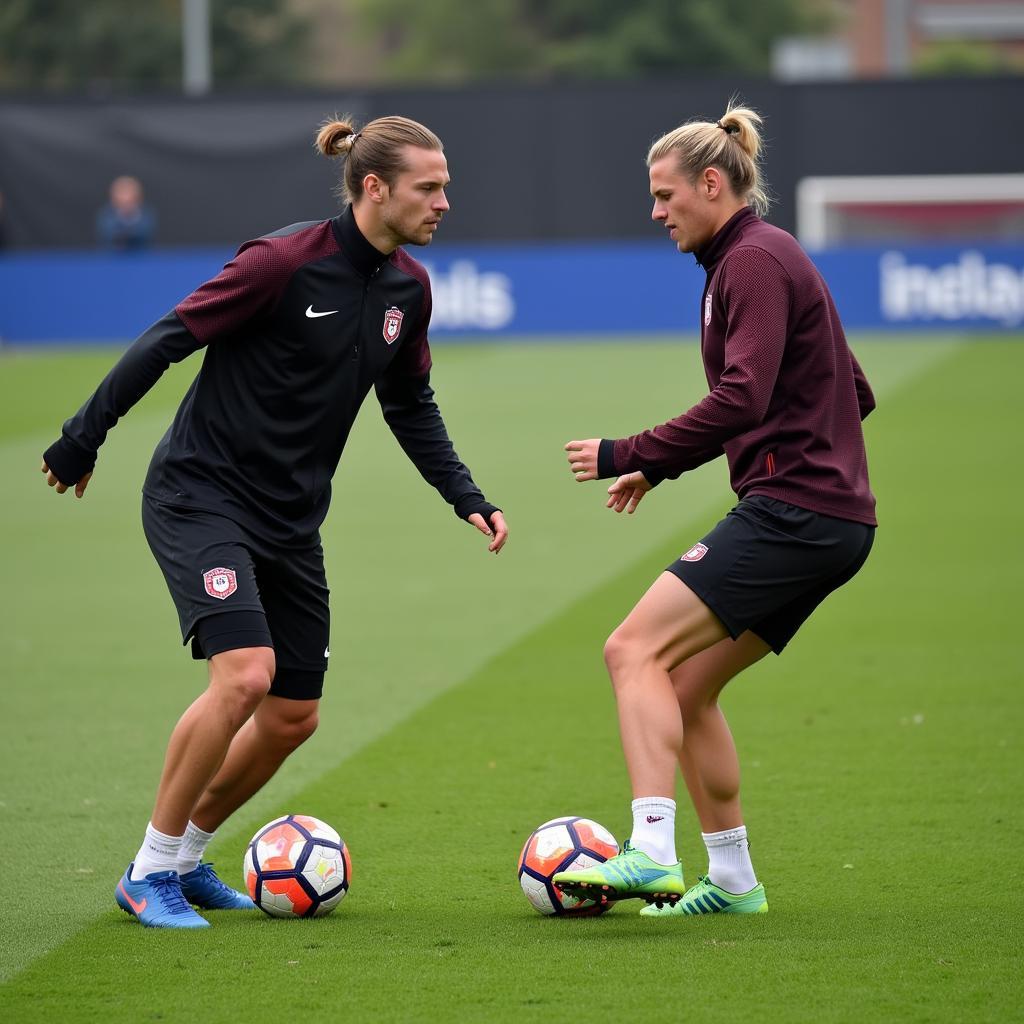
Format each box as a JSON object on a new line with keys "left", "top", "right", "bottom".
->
{"left": 2, "top": 338, "right": 996, "bottom": 1020}
{"left": 2, "top": 338, "right": 1021, "bottom": 1022}
{"left": 0, "top": 337, "right": 967, "bottom": 985}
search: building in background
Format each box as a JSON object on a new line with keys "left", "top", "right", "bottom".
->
{"left": 775, "top": 0, "right": 1024, "bottom": 78}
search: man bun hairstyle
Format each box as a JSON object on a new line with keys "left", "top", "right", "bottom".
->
{"left": 647, "top": 101, "right": 770, "bottom": 217}
{"left": 315, "top": 114, "right": 443, "bottom": 205}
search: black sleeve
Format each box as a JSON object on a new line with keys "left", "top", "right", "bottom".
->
{"left": 42, "top": 311, "right": 204, "bottom": 486}
{"left": 375, "top": 370, "right": 500, "bottom": 524}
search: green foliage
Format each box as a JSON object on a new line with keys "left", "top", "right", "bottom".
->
{"left": 353, "top": 0, "right": 833, "bottom": 81}
{"left": 0, "top": 0, "right": 310, "bottom": 90}
{"left": 914, "top": 40, "right": 1023, "bottom": 77}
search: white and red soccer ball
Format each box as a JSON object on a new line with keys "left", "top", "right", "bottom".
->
{"left": 244, "top": 814, "right": 351, "bottom": 918}
{"left": 517, "top": 816, "right": 619, "bottom": 916}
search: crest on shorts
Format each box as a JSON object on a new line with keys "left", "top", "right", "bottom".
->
{"left": 681, "top": 543, "right": 709, "bottom": 563}
{"left": 383, "top": 306, "right": 404, "bottom": 344}
{"left": 202, "top": 567, "right": 237, "bottom": 600}
{"left": 704, "top": 290, "right": 713, "bottom": 327}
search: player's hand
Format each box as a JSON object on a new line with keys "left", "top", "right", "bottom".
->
{"left": 468, "top": 510, "right": 508, "bottom": 554}
{"left": 41, "top": 460, "right": 92, "bottom": 499}
{"left": 564, "top": 439, "right": 601, "bottom": 482}
{"left": 606, "top": 472, "right": 652, "bottom": 514}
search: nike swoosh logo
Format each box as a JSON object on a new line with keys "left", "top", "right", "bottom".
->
{"left": 305, "top": 305, "right": 338, "bottom": 318}
{"left": 118, "top": 881, "right": 148, "bottom": 915}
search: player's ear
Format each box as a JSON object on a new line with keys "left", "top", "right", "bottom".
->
{"left": 702, "top": 167, "right": 722, "bottom": 200}
{"left": 362, "top": 173, "right": 388, "bottom": 204}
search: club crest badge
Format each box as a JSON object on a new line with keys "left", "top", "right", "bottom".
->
{"left": 704, "top": 290, "right": 713, "bottom": 326}
{"left": 202, "top": 567, "right": 237, "bottom": 600}
{"left": 681, "top": 543, "right": 709, "bottom": 563}
{"left": 383, "top": 307, "right": 404, "bottom": 344}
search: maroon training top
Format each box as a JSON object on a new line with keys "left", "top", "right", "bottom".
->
{"left": 598, "top": 207, "right": 877, "bottom": 526}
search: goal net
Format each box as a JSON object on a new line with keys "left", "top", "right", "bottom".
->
{"left": 795, "top": 174, "right": 1024, "bottom": 249}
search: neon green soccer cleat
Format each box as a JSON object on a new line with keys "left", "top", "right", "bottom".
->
{"left": 552, "top": 840, "right": 686, "bottom": 906}
{"left": 639, "top": 874, "right": 768, "bottom": 917}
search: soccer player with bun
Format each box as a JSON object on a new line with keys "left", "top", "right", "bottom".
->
{"left": 41, "top": 115, "right": 508, "bottom": 928}
{"left": 554, "top": 102, "right": 875, "bottom": 915}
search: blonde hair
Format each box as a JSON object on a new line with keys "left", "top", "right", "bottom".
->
{"left": 315, "top": 114, "right": 443, "bottom": 205}
{"left": 647, "top": 102, "right": 770, "bottom": 217}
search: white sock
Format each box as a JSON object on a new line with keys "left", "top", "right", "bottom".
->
{"left": 130, "top": 822, "right": 184, "bottom": 881}
{"left": 703, "top": 825, "right": 757, "bottom": 894}
{"left": 177, "top": 821, "right": 217, "bottom": 875}
{"left": 629, "top": 797, "right": 677, "bottom": 866}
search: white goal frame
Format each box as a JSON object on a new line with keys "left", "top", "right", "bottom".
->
{"left": 795, "top": 173, "right": 1024, "bottom": 249}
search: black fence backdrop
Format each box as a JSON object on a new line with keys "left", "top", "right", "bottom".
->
{"left": 1, "top": 76, "right": 1021, "bottom": 250}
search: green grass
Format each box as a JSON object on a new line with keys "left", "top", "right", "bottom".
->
{"left": 0, "top": 335, "right": 1020, "bottom": 1022}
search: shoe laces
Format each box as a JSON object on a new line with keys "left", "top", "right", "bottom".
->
{"left": 151, "top": 874, "right": 194, "bottom": 916}
{"left": 193, "top": 862, "right": 230, "bottom": 890}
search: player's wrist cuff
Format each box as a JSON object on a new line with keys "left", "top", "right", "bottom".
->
{"left": 597, "top": 439, "right": 618, "bottom": 479}
{"left": 455, "top": 497, "right": 500, "bottom": 524}
{"left": 43, "top": 435, "right": 96, "bottom": 487}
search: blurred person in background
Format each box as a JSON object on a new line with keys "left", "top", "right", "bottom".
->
{"left": 96, "top": 174, "right": 156, "bottom": 250}
{"left": 556, "top": 102, "right": 875, "bottom": 917}
{"left": 42, "top": 114, "right": 508, "bottom": 929}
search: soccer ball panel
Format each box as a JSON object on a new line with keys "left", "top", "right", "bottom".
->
{"left": 261, "top": 876, "right": 315, "bottom": 917}
{"left": 523, "top": 824, "right": 574, "bottom": 877}
{"left": 574, "top": 819, "right": 618, "bottom": 859}
{"left": 301, "top": 845, "right": 346, "bottom": 897}
{"left": 256, "top": 823, "right": 307, "bottom": 870}
{"left": 314, "top": 882, "right": 349, "bottom": 916}
{"left": 519, "top": 870, "right": 556, "bottom": 914}
{"left": 293, "top": 815, "right": 341, "bottom": 844}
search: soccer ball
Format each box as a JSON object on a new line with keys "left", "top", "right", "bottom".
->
{"left": 517, "top": 816, "right": 619, "bottom": 916}
{"left": 244, "top": 814, "right": 351, "bottom": 918}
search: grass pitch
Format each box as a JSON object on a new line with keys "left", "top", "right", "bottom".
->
{"left": 0, "top": 335, "right": 1020, "bottom": 1022}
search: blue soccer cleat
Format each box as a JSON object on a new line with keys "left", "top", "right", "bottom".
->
{"left": 179, "top": 862, "right": 256, "bottom": 910}
{"left": 115, "top": 865, "right": 211, "bottom": 929}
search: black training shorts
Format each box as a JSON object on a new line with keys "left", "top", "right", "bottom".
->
{"left": 142, "top": 496, "right": 330, "bottom": 700}
{"left": 666, "top": 495, "right": 874, "bottom": 654}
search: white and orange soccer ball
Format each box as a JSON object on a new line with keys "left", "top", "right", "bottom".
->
{"left": 244, "top": 814, "right": 351, "bottom": 918}
{"left": 517, "top": 816, "right": 619, "bottom": 916}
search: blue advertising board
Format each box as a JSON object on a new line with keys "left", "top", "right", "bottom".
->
{"left": 1, "top": 241, "right": 1021, "bottom": 344}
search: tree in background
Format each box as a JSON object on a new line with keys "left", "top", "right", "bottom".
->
{"left": 351, "top": 0, "right": 833, "bottom": 81}
{"left": 0, "top": 0, "right": 309, "bottom": 90}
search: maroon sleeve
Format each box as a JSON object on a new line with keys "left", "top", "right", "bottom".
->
{"left": 610, "top": 247, "right": 791, "bottom": 477}
{"left": 850, "top": 348, "right": 876, "bottom": 421}
{"left": 174, "top": 237, "right": 296, "bottom": 344}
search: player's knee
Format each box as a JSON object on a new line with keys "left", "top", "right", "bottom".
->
{"left": 263, "top": 706, "right": 319, "bottom": 752}
{"left": 210, "top": 648, "right": 275, "bottom": 718}
{"left": 603, "top": 628, "right": 647, "bottom": 682}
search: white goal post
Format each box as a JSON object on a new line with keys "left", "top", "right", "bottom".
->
{"left": 796, "top": 174, "right": 1024, "bottom": 249}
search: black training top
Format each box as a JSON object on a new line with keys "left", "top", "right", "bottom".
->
{"left": 44, "top": 207, "right": 497, "bottom": 545}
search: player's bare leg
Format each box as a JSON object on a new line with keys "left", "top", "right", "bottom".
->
{"left": 641, "top": 632, "right": 772, "bottom": 917}
{"left": 173, "top": 696, "right": 320, "bottom": 912}
{"left": 555, "top": 573, "right": 726, "bottom": 906}
{"left": 191, "top": 695, "right": 320, "bottom": 833}
{"left": 117, "top": 647, "right": 274, "bottom": 924}
{"left": 603, "top": 572, "right": 728, "bottom": 799}
{"left": 672, "top": 632, "right": 771, "bottom": 832}
{"left": 149, "top": 647, "right": 276, "bottom": 837}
